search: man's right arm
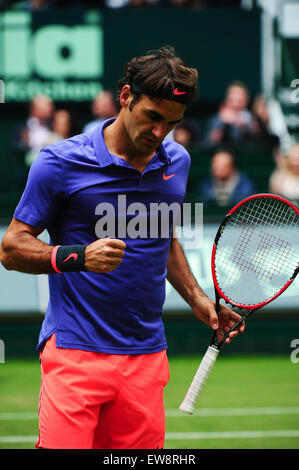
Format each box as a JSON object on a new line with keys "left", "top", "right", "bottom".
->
{"left": 0, "top": 218, "right": 126, "bottom": 275}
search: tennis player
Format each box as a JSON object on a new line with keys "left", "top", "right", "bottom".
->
{"left": 0, "top": 46, "right": 244, "bottom": 449}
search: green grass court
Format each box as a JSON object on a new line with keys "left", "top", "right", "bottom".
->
{"left": 0, "top": 355, "right": 298, "bottom": 449}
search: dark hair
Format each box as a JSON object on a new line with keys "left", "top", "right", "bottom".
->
{"left": 226, "top": 80, "right": 250, "bottom": 98}
{"left": 212, "top": 147, "right": 239, "bottom": 169}
{"left": 117, "top": 46, "right": 198, "bottom": 108}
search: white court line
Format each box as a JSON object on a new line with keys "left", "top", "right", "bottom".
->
{"left": 1, "top": 407, "right": 299, "bottom": 420}
{"left": 166, "top": 430, "right": 299, "bottom": 440}
{"left": 0, "top": 436, "right": 37, "bottom": 443}
{"left": 1, "top": 431, "right": 299, "bottom": 443}
{"left": 166, "top": 406, "right": 299, "bottom": 417}
{"left": 0, "top": 412, "right": 37, "bottom": 420}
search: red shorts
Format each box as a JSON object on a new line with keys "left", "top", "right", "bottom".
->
{"left": 36, "top": 334, "right": 169, "bottom": 449}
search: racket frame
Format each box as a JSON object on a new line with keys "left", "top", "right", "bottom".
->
{"left": 211, "top": 193, "right": 299, "bottom": 349}
{"left": 180, "top": 193, "right": 299, "bottom": 414}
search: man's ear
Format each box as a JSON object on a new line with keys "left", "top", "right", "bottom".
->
{"left": 119, "top": 85, "right": 133, "bottom": 109}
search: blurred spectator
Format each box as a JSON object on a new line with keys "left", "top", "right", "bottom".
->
{"left": 105, "top": 0, "right": 128, "bottom": 8}
{"left": 105, "top": 0, "right": 158, "bottom": 6}
{"left": 166, "top": 0, "right": 196, "bottom": 7}
{"left": 14, "top": 94, "right": 57, "bottom": 167}
{"left": 17, "top": 94, "right": 54, "bottom": 151}
{"left": 250, "top": 94, "right": 280, "bottom": 148}
{"left": 16, "top": 98, "right": 82, "bottom": 168}
{"left": 24, "top": 107, "right": 82, "bottom": 166}
{"left": 83, "top": 91, "right": 118, "bottom": 134}
{"left": 269, "top": 143, "right": 299, "bottom": 206}
{"left": 163, "top": 0, "right": 234, "bottom": 7}
{"left": 204, "top": 0, "right": 241, "bottom": 6}
{"left": 172, "top": 118, "right": 200, "bottom": 150}
{"left": 204, "top": 81, "right": 254, "bottom": 146}
{"left": 9, "top": 0, "right": 105, "bottom": 8}
{"left": 199, "top": 149, "right": 255, "bottom": 207}
{"left": 52, "top": 110, "right": 72, "bottom": 141}
{"left": 128, "top": 0, "right": 150, "bottom": 6}
{"left": 52, "top": 109, "right": 82, "bottom": 140}
{"left": 2, "top": 0, "right": 242, "bottom": 8}
{"left": 55, "top": 1, "right": 106, "bottom": 6}
{"left": 10, "top": 0, "right": 51, "bottom": 9}
{"left": 28, "top": 0, "right": 50, "bottom": 9}
{"left": 205, "top": 82, "right": 280, "bottom": 151}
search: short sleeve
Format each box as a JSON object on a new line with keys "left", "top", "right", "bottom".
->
{"left": 14, "top": 147, "right": 66, "bottom": 229}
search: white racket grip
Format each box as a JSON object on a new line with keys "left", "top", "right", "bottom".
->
{"left": 179, "top": 346, "right": 219, "bottom": 415}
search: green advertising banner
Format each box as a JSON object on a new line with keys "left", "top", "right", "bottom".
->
{"left": 0, "top": 9, "right": 104, "bottom": 102}
{"left": 0, "top": 7, "right": 261, "bottom": 103}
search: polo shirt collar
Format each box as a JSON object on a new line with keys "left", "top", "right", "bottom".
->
{"left": 92, "top": 118, "right": 172, "bottom": 168}
{"left": 92, "top": 118, "right": 118, "bottom": 168}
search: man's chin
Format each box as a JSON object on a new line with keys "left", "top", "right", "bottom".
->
{"left": 132, "top": 140, "right": 158, "bottom": 155}
{"left": 143, "top": 136, "right": 158, "bottom": 144}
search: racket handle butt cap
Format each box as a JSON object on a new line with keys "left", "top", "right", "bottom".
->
{"left": 179, "top": 402, "right": 194, "bottom": 415}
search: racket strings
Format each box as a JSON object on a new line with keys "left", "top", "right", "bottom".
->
{"left": 215, "top": 197, "right": 299, "bottom": 306}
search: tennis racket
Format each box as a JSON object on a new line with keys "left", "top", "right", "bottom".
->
{"left": 179, "top": 193, "right": 299, "bottom": 414}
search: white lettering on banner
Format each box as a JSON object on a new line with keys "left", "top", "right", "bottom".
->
{"left": 0, "top": 11, "right": 104, "bottom": 101}
{"left": 290, "top": 79, "right": 299, "bottom": 104}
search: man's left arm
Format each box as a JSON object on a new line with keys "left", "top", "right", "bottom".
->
{"left": 166, "top": 234, "right": 245, "bottom": 343}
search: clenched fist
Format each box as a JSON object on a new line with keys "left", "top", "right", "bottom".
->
{"left": 84, "top": 238, "right": 126, "bottom": 273}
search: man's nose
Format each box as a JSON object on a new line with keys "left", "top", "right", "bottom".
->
{"left": 152, "top": 123, "right": 166, "bottom": 140}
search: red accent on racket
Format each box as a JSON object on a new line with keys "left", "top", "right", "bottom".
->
{"left": 180, "top": 194, "right": 299, "bottom": 414}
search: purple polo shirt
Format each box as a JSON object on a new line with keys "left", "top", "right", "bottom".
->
{"left": 14, "top": 119, "right": 191, "bottom": 354}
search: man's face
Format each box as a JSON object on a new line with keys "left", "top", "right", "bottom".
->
{"left": 32, "top": 96, "right": 54, "bottom": 121}
{"left": 225, "top": 85, "right": 248, "bottom": 112}
{"left": 212, "top": 152, "right": 235, "bottom": 182}
{"left": 120, "top": 88, "right": 185, "bottom": 155}
{"left": 92, "top": 92, "right": 117, "bottom": 119}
